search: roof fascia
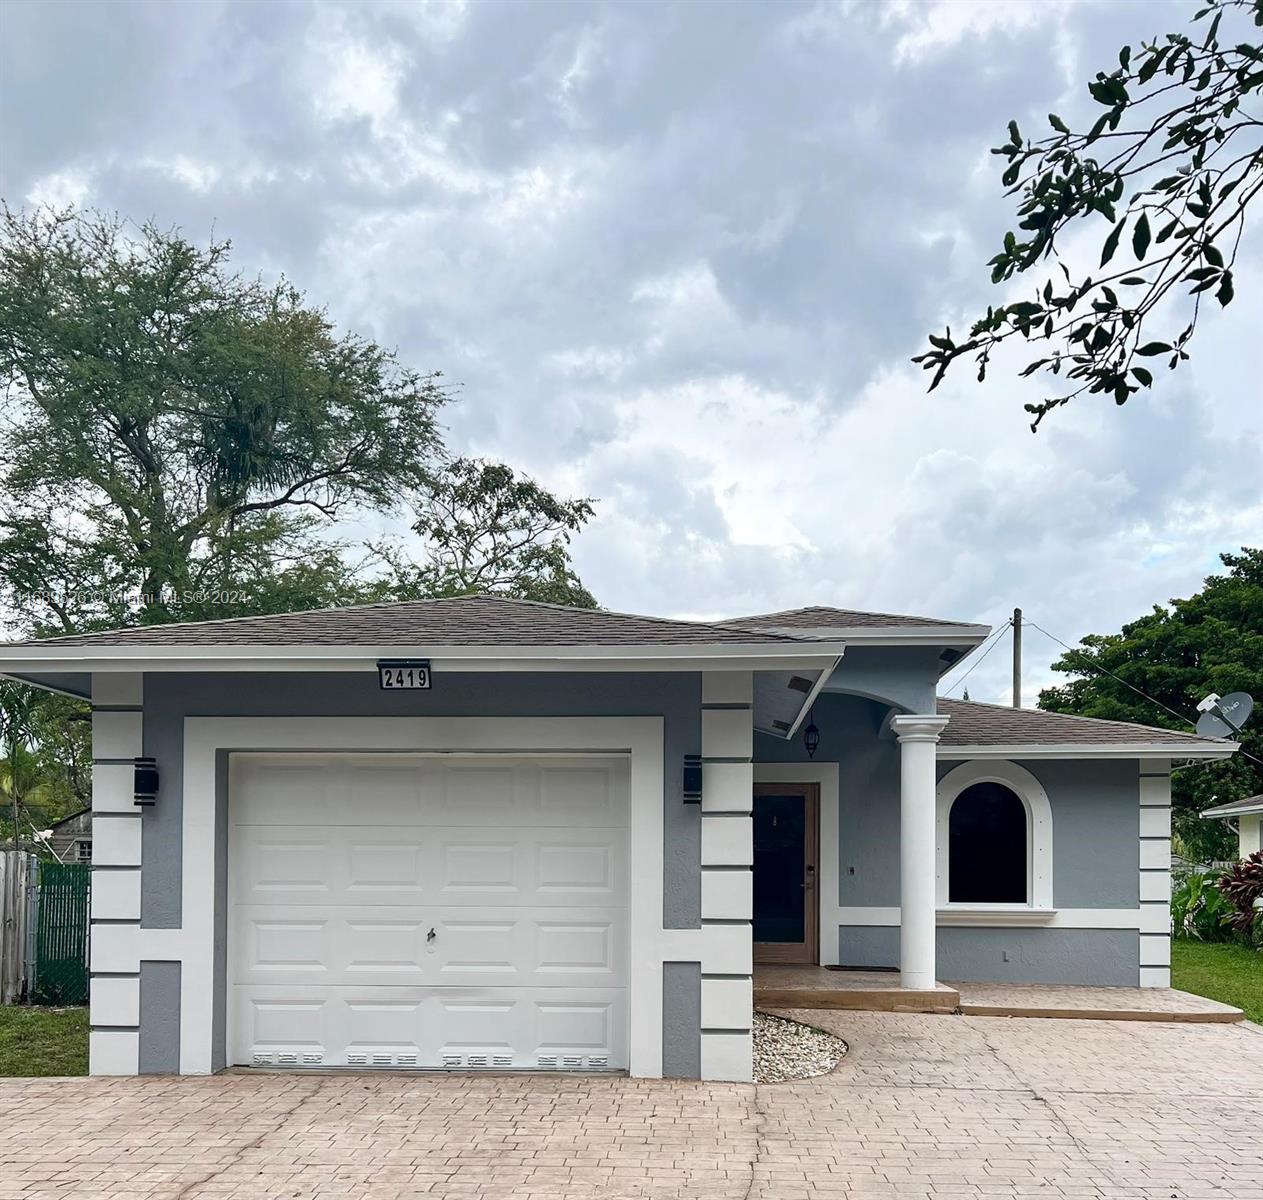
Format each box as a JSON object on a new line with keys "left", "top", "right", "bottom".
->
{"left": 938, "top": 742, "right": 1237, "bottom": 761}
{"left": 1201, "top": 802, "right": 1263, "bottom": 819}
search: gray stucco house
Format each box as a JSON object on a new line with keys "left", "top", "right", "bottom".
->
{"left": 0, "top": 596, "right": 1236, "bottom": 1081}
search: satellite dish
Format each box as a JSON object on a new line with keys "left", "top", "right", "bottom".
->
{"left": 1196, "top": 691, "right": 1253, "bottom": 739}
{"left": 1216, "top": 692, "right": 1253, "bottom": 730}
{"left": 1197, "top": 711, "right": 1235, "bottom": 738}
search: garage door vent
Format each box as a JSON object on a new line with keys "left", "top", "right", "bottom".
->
{"left": 536, "top": 1054, "right": 558, "bottom": 1068}
{"left": 396, "top": 1053, "right": 418, "bottom": 1067}
{"left": 252, "top": 1053, "right": 272, "bottom": 1066}
{"left": 493, "top": 1055, "right": 513, "bottom": 1068}
{"left": 441, "top": 1053, "right": 463, "bottom": 1068}
{"left": 277, "top": 1052, "right": 299, "bottom": 1066}
{"left": 347, "top": 1052, "right": 369, "bottom": 1066}
{"left": 588, "top": 1056, "right": 609, "bottom": 1068}
{"left": 302, "top": 1052, "right": 323, "bottom": 1065}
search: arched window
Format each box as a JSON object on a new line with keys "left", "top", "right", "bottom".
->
{"left": 936, "top": 761, "right": 1053, "bottom": 910}
{"left": 948, "top": 782, "right": 1027, "bottom": 903}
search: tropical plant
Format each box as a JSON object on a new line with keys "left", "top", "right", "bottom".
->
{"left": 1171, "top": 868, "right": 1235, "bottom": 940}
{"left": 1218, "top": 850, "right": 1263, "bottom": 943}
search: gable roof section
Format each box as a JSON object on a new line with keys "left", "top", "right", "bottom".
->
{"left": 1201, "top": 794, "right": 1263, "bottom": 819}
{"left": 936, "top": 697, "right": 1233, "bottom": 758}
{"left": 12, "top": 594, "right": 807, "bottom": 648}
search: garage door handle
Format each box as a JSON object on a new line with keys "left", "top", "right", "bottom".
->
{"left": 427, "top": 928, "right": 436, "bottom": 942}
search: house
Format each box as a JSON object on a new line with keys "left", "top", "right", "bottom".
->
{"left": 1200, "top": 794, "right": 1263, "bottom": 859}
{"left": 0, "top": 596, "right": 1237, "bottom": 1082}
{"left": 44, "top": 808, "right": 93, "bottom": 862}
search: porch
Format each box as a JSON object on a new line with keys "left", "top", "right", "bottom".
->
{"left": 753, "top": 966, "right": 959, "bottom": 1014}
{"left": 752, "top": 965, "right": 1245, "bottom": 1023}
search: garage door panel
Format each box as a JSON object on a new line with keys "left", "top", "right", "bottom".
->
{"left": 234, "top": 834, "right": 338, "bottom": 899}
{"left": 344, "top": 919, "right": 427, "bottom": 973}
{"left": 234, "top": 986, "right": 627, "bottom": 1070}
{"left": 233, "top": 755, "right": 629, "bottom": 830}
{"left": 233, "top": 827, "right": 627, "bottom": 908}
{"left": 229, "top": 754, "right": 629, "bottom": 1070}
{"left": 250, "top": 919, "right": 330, "bottom": 973}
{"left": 233, "top": 905, "right": 627, "bottom": 988}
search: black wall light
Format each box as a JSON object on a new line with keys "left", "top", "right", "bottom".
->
{"left": 682, "top": 754, "right": 703, "bottom": 803}
{"left": 802, "top": 708, "right": 820, "bottom": 760}
{"left": 133, "top": 757, "right": 159, "bottom": 807}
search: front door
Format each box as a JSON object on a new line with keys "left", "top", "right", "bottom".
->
{"left": 752, "top": 783, "right": 819, "bottom": 964}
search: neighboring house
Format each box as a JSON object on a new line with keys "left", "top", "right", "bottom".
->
{"left": 44, "top": 808, "right": 93, "bottom": 862}
{"left": 1200, "top": 794, "right": 1263, "bottom": 859}
{"left": 0, "top": 596, "right": 1237, "bottom": 1082}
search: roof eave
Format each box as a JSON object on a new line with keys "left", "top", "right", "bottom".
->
{"left": 1201, "top": 802, "right": 1263, "bottom": 819}
{"left": 0, "top": 640, "right": 848, "bottom": 676}
{"left": 937, "top": 741, "right": 1238, "bottom": 761}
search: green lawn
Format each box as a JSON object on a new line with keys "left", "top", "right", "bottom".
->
{"left": 0, "top": 1006, "right": 88, "bottom": 1076}
{"left": 1171, "top": 939, "right": 1263, "bottom": 1023}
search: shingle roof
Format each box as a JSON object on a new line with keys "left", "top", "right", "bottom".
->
{"left": 936, "top": 698, "right": 1226, "bottom": 749}
{"left": 13, "top": 594, "right": 809, "bottom": 648}
{"left": 1201, "top": 794, "right": 1263, "bottom": 819}
{"left": 719, "top": 606, "right": 983, "bottom": 634}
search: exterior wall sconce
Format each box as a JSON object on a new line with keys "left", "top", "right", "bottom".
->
{"left": 682, "top": 754, "right": 702, "bottom": 803}
{"left": 133, "top": 757, "right": 159, "bottom": 807}
{"left": 802, "top": 709, "right": 820, "bottom": 760}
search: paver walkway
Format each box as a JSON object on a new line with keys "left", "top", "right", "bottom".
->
{"left": 1, "top": 1011, "right": 1260, "bottom": 1199}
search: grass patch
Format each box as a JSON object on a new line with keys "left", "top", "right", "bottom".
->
{"left": 1171, "top": 939, "right": 1263, "bottom": 1024}
{"left": 0, "top": 1006, "right": 88, "bottom": 1076}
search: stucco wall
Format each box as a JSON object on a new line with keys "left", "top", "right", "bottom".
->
{"left": 138, "top": 670, "right": 703, "bottom": 1074}
{"left": 755, "top": 693, "right": 1145, "bottom": 984}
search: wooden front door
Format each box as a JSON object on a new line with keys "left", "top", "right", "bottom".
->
{"left": 752, "top": 783, "right": 819, "bottom": 964}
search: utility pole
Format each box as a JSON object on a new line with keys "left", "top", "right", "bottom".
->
{"left": 1011, "top": 607, "right": 1022, "bottom": 708}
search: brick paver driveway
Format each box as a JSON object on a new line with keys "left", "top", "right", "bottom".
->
{"left": 2, "top": 1012, "right": 1261, "bottom": 1199}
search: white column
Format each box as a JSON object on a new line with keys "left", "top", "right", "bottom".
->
{"left": 891, "top": 715, "right": 949, "bottom": 991}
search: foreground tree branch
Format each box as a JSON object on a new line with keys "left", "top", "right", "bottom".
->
{"left": 914, "top": 0, "right": 1263, "bottom": 428}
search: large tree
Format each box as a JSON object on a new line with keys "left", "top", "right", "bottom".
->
{"left": 1039, "top": 548, "right": 1263, "bottom": 861}
{"left": 915, "top": 0, "right": 1262, "bottom": 428}
{"left": 375, "top": 458, "right": 597, "bottom": 608}
{"left": 0, "top": 207, "right": 602, "bottom": 845}
{"left": 0, "top": 206, "right": 449, "bottom": 632}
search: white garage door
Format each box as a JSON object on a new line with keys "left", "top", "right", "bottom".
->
{"left": 228, "top": 752, "right": 629, "bottom": 1071}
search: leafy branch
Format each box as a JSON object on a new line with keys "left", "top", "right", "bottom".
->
{"left": 914, "top": 0, "right": 1263, "bottom": 428}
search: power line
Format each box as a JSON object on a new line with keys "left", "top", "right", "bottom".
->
{"left": 942, "top": 617, "right": 1011, "bottom": 698}
{"left": 1021, "top": 618, "right": 1193, "bottom": 727}
{"left": 1022, "top": 616, "right": 1262, "bottom": 769}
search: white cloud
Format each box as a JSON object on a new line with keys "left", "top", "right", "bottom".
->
{"left": 25, "top": 166, "right": 93, "bottom": 208}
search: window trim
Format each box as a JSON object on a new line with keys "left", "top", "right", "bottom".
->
{"left": 935, "top": 760, "right": 1053, "bottom": 911}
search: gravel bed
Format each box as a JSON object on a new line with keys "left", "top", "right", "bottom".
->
{"left": 753, "top": 1011, "right": 848, "bottom": 1083}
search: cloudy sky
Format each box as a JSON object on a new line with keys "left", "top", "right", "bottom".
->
{"left": 2, "top": 0, "right": 1259, "bottom": 704}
